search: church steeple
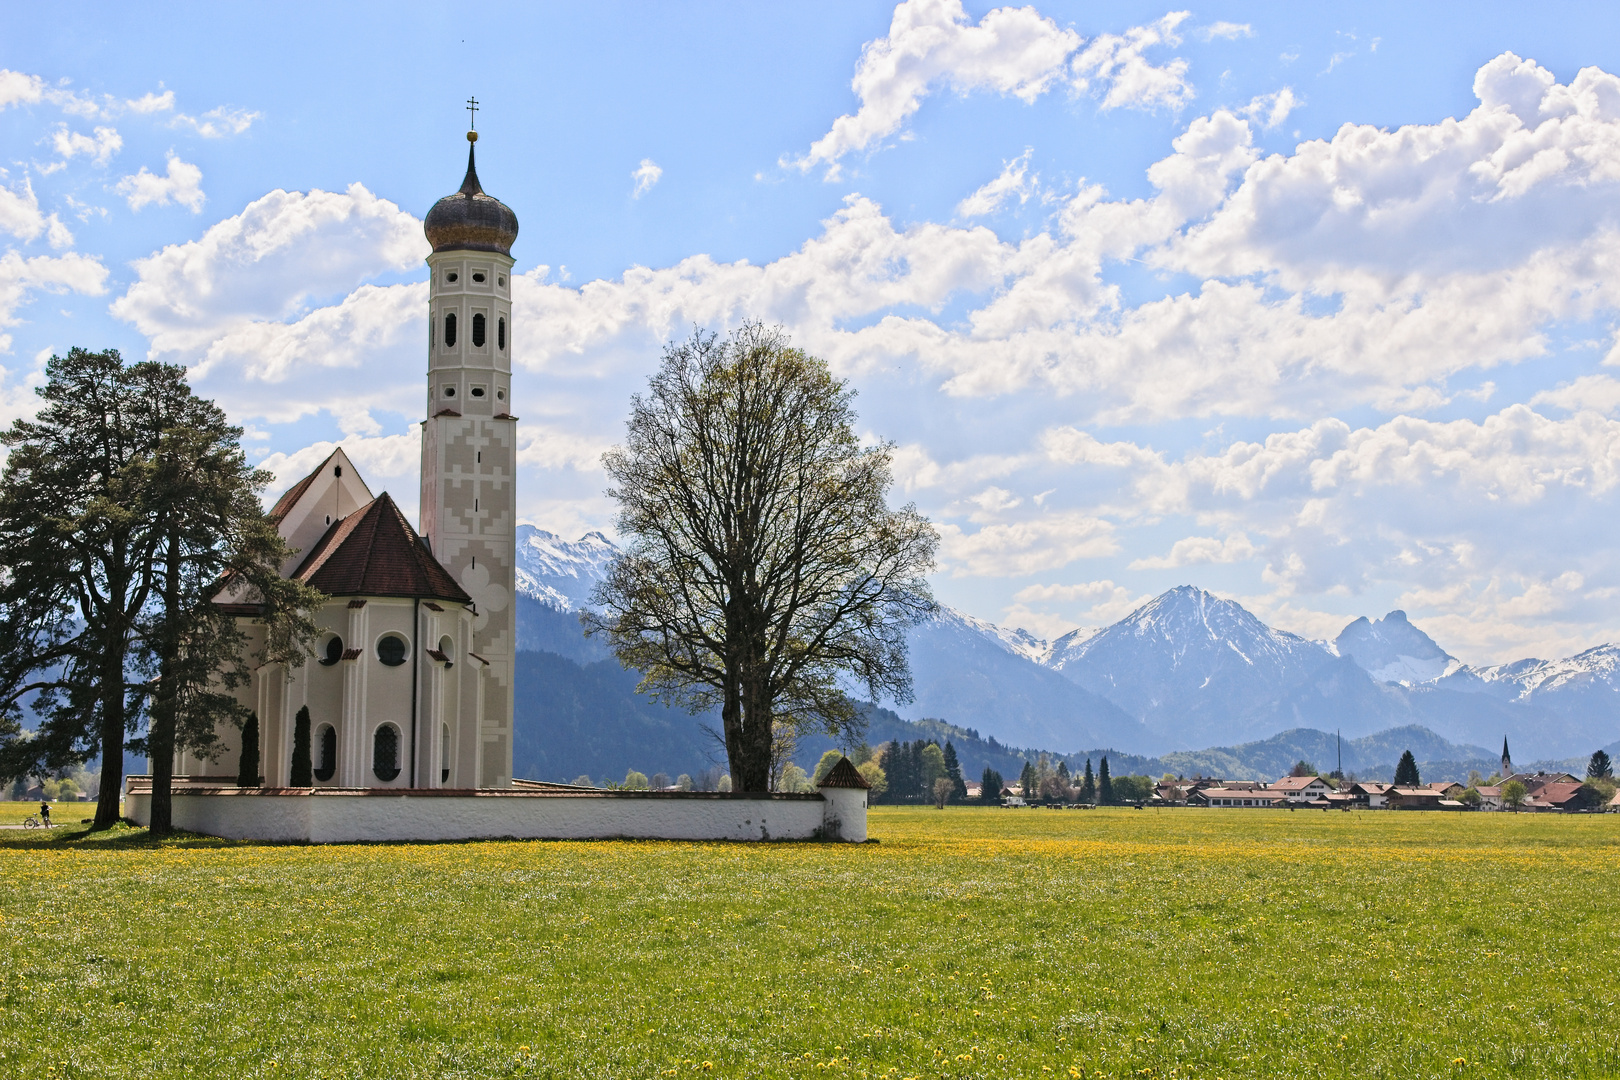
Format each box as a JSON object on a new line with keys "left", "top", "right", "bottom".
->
{"left": 1501, "top": 736, "right": 1512, "bottom": 777}
{"left": 419, "top": 117, "right": 518, "bottom": 788}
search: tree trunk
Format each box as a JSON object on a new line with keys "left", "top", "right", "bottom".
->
{"left": 736, "top": 677, "right": 773, "bottom": 792}
{"left": 92, "top": 641, "right": 126, "bottom": 830}
{"left": 147, "top": 531, "right": 182, "bottom": 837}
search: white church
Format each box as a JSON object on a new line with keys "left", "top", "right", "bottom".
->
{"left": 180, "top": 129, "right": 521, "bottom": 792}
{"left": 129, "top": 127, "right": 869, "bottom": 843}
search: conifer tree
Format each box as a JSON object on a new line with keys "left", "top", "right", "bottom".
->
{"left": 1098, "top": 756, "right": 1114, "bottom": 806}
{"left": 1394, "top": 750, "right": 1421, "bottom": 786}
{"left": 289, "top": 706, "right": 313, "bottom": 786}
{"left": 943, "top": 741, "right": 967, "bottom": 800}
{"left": 236, "top": 714, "right": 260, "bottom": 787}
{"left": 980, "top": 766, "right": 1003, "bottom": 804}
{"left": 1019, "top": 760, "right": 1036, "bottom": 800}
{"left": 1079, "top": 758, "right": 1096, "bottom": 804}
{"left": 1588, "top": 749, "right": 1614, "bottom": 780}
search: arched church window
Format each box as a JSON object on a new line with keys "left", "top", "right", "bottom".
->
{"left": 314, "top": 724, "right": 336, "bottom": 782}
{"left": 441, "top": 722, "right": 451, "bottom": 784}
{"left": 444, "top": 313, "right": 457, "bottom": 347}
{"left": 472, "top": 313, "right": 486, "bottom": 347}
{"left": 498, "top": 317, "right": 505, "bottom": 351}
{"left": 376, "top": 634, "right": 408, "bottom": 667}
{"left": 372, "top": 724, "right": 401, "bottom": 782}
{"left": 319, "top": 634, "right": 343, "bottom": 666}
{"left": 438, "top": 635, "right": 455, "bottom": 665}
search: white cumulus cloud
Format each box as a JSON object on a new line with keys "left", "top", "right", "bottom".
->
{"left": 116, "top": 153, "right": 205, "bottom": 212}
{"left": 791, "top": 1, "right": 1191, "bottom": 175}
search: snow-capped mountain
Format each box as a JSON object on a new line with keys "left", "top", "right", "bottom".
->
{"left": 514, "top": 525, "right": 616, "bottom": 611}
{"left": 933, "top": 606, "right": 1051, "bottom": 664}
{"left": 1469, "top": 644, "right": 1620, "bottom": 699}
{"left": 1038, "top": 585, "right": 1340, "bottom": 747}
{"left": 1334, "top": 610, "right": 1463, "bottom": 685}
{"left": 507, "top": 527, "right": 1619, "bottom": 757}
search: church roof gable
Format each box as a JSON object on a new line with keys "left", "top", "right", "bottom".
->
{"left": 292, "top": 492, "right": 471, "bottom": 604}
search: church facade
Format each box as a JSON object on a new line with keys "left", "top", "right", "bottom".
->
{"left": 177, "top": 130, "right": 520, "bottom": 790}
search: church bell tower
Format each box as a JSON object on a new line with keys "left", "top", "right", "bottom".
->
{"left": 420, "top": 111, "right": 519, "bottom": 787}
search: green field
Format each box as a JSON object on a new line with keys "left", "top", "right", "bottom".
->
{"left": 1, "top": 808, "right": 1615, "bottom": 1079}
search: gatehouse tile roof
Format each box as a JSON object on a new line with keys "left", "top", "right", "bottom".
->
{"left": 291, "top": 492, "right": 471, "bottom": 604}
{"left": 818, "top": 757, "right": 870, "bottom": 789}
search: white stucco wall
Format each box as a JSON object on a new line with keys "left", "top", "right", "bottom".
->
{"left": 124, "top": 783, "right": 867, "bottom": 843}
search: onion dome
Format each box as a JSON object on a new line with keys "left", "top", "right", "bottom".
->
{"left": 424, "top": 132, "right": 519, "bottom": 255}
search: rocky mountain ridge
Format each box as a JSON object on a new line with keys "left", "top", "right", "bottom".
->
{"left": 509, "top": 527, "right": 1620, "bottom": 758}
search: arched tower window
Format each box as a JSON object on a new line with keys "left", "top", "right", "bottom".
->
{"left": 373, "top": 724, "right": 401, "bottom": 782}
{"left": 318, "top": 634, "right": 343, "bottom": 666}
{"left": 442, "top": 722, "right": 451, "bottom": 784}
{"left": 314, "top": 724, "right": 337, "bottom": 782}
{"left": 444, "top": 313, "right": 457, "bottom": 347}
{"left": 472, "top": 313, "right": 486, "bottom": 347}
{"left": 497, "top": 317, "right": 505, "bottom": 351}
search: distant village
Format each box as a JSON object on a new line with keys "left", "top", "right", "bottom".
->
{"left": 981, "top": 751, "right": 1620, "bottom": 814}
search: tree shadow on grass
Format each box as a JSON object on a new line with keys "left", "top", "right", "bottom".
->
{"left": 0, "top": 821, "right": 246, "bottom": 851}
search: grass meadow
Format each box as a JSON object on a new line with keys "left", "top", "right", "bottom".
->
{"left": 1, "top": 807, "right": 1616, "bottom": 1079}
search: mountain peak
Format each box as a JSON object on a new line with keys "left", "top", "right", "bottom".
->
{"left": 1335, "top": 610, "right": 1457, "bottom": 685}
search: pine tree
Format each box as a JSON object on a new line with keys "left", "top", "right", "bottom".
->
{"left": 1098, "top": 756, "right": 1114, "bottom": 806}
{"left": 236, "top": 713, "right": 260, "bottom": 787}
{"left": 1019, "top": 761, "right": 1036, "bottom": 800}
{"left": 980, "top": 766, "right": 1003, "bottom": 804}
{"left": 1588, "top": 749, "right": 1614, "bottom": 780}
{"left": 943, "top": 741, "right": 967, "bottom": 800}
{"left": 289, "top": 706, "right": 313, "bottom": 786}
{"left": 1394, "top": 750, "right": 1421, "bottom": 787}
{"left": 1079, "top": 758, "right": 1096, "bottom": 804}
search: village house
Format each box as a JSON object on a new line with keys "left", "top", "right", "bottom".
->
{"left": 1344, "top": 781, "right": 1390, "bottom": 808}
{"left": 1270, "top": 775, "right": 1335, "bottom": 803}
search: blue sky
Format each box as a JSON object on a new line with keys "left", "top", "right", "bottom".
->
{"left": 6, "top": 1, "right": 1620, "bottom": 664}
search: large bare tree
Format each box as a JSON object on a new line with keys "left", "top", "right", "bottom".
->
{"left": 587, "top": 324, "right": 937, "bottom": 791}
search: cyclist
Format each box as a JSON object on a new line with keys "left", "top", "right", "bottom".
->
{"left": 38, "top": 800, "right": 50, "bottom": 828}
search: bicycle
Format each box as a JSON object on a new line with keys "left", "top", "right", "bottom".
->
{"left": 22, "top": 815, "right": 43, "bottom": 829}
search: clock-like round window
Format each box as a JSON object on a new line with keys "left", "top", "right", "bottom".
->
{"left": 377, "top": 635, "right": 408, "bottom": 667}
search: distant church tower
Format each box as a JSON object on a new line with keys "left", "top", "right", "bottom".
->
{"left": 421, "top": 119, "right": 519, "bottom": 787}
{"left": 1501, "top": 737, "right": 1513, "bottom": 778}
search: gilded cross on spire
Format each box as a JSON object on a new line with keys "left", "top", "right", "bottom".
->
{"left": 466, "top": 96, "right": 479, "bottom": 131}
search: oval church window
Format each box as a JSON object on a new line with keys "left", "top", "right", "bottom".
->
{"left": 372, "top": 724, "right": 400, "bottom": 782}
{"left": 377, "top": 635, "right": 408, "bottom": 667}
{"left": 472, "top": 313, "right": 486, "bottom": 347}
{"left": 319, "top": 634, "right": 343, "bottom": 666}
{"left": 444, "top": 313, "right": 457, "bottom": 347}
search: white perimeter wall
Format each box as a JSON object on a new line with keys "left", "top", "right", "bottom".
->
{"left": 125, "top": 785, "right": 868, "bottom": 844}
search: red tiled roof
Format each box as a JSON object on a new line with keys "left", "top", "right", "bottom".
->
{"left": 1533, "top": 782, "right": 1585, "bottom": 806}
{"left": 1272, "top": 775, "right": 1328, "bottom": 791}
{"left": 291, "top": 492, "right": 471, "bottom": 604}
{"left": 819, "top": 757, "right": 870, "bottom": 789}
{"left": 269, "top": 448, "right": 341, "bottom": 522}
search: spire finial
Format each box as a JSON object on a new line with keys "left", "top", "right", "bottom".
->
{"left": 466, "top": 95, "right": 479, "bottom": 131}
